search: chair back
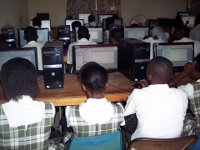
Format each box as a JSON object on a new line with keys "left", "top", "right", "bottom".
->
{"left": 69, "top": 131, "right": 122, "bottom": 150}
{"left": 127, "top": 135, "right": 198, "bottom": 150}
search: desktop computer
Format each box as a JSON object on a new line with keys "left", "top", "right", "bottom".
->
{"left": 118, "top": 38, "right": 150, "bottom": 82}
{"left": 57, "top": 25, "right": 71, "bottom": 52}
{"left": 1, "top": 27, "right": 16, "bottom": 48}
{"left": 42, "top": 41, "right": 64, "bottom": 89}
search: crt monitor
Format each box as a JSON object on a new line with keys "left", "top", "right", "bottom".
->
{"left": 124, "top": 27, "right": 149, "bottom": 40}
{"left": 79, "top": 14, "right": 91, "bottom": 24}
{"left": 65, "top": 19, "right": 84, "bottom": 31}
{"left": 75, "top": 27, "right": 103, "bottom": 43}
{"left": 72, "top": 44, "right": 118, "bottom": 72}
{"left": 18, "top": 28, "right": 49, "bottom": 47}
{"left": 153, "top": 42, "right": 194, "bottom": 72}
{"left": 0, "top": 47, "right": 38, "bottom": 70}
{"left": 98, "top": 14, "right": 113, "bottom": 24}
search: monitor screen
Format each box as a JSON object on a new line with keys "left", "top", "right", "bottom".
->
{"left": 181, "top": 16, "right": 195, "bottom": 28}
{"left": 75, "top": 27, "right": 103, "bottom": 43}
{"left": 18, "top": 28, "right": 49, "bottom": 47}
{"left": 0, "top": 47, "right": 38, "bottom": 70}
{"left": 114, "top": 18, "right": 123, "bottom": 27}
{"left": 57, "top": 25, "right": 70, "bottom": 40}
{"left": 79, "top": 14, "right": 91, "bottom": 24}
{"left": 29, "top": 20, "right": 51, "bottom": 31}
{"left": 98, "top": 14, "right": 113, "bottom": 24}
{"left": 153, "top": 42, "right": 194, "bottom": 72}
{"left": 72, "top": 45, "right": 118, "bottom": 72}
{"left": 124, "top": 27, "right": 149, "bottom": 40}
{"left": 65, "top": 19, "right": 84, "bottom": 31}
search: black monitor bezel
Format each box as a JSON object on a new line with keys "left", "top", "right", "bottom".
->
{"left": 72, "top": 44, "right": 118, "bottom": 73}
{"left": 153, "top": 42, "right": 194, "bottom": 72}
{"left": 0, "top": 47, "right": 38, "bottom": 70}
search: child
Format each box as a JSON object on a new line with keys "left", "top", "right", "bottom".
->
{"left": 65, "top": 62, "right": 124, "bottom": 137}
{"left": 123, "top": 56, "right": 188, "bottom": 140}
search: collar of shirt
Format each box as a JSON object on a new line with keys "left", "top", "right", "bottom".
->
{"left": 79, "top": 98, "right": 114, "bottom": 125}
{"left": 2, "top": 95, "right": 45, "bottom": 128}
{"left": 77, "top": 38, "right": 89, "bottom": 43}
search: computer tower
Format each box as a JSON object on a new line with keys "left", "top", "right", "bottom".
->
{"left": 57, "top": 25, "right": 71, "bottom": 53}
{"left": 118, "top": 38, "right": 150, "bottom": 82}
{"left": 42, "top": 41, "right": 64, "bottom": 89}
{"left": 1, "top": 27, "right": 16, "bottom": 48}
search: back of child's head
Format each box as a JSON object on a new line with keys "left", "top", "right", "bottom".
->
{"left": 24, "top": 26, "right": 38, "bottom": 42}
{"left": 78, "top": 26, "right": 90, "bottom": 40}
{"left": 194, "top": 53, "right": 200, "bottom": 73}
{"left": 32, "top": 17, "right": 42, "bottom": 28}
{"left": 110, "top": 27, "right": 124, "bottom": 44}
{"left": 147, "top": 56, "right": 174, "bottom": 84}
{"left": 88, "top": 15, "right": 95, "bottom": 23}
{"left": 0, "top": 57, "right": 39, "bottom": 101}
{"left": 78, "top": 62, "right": 108, "bottom": 93}
{"left": 173, "top": 25, "right": 190, "bottom": 40}
{"left": 72, "top": 21, "right": 82, "bottom": 31}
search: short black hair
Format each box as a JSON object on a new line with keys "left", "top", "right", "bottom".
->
{"left": 78, "top": 62, "right": 108, "bottom": 93}
{"left": 78, "top": 26, "right": 90, "bottom": 40}
{"left": 110, "top": 27, "right": 124, "bottom": 43}
{"left": 88, "top": 15, "right": 95, "bottom": 23}
{"left": 24, "top": 26, "right": 38, "bottom": 42}
{"left": 32, "top": 17, "right": 42, "bottom": 28}
{"left": 72, "top": 21, "right": 82, "bottom": 31}
{"left": 147, "top": 56, "right": 174, "bottom": 83}
{"left": 194, "top": 53, "right": 200, "bottom": 73}
{"left": 0, "top": 57, "right": 39, "bottom": 101}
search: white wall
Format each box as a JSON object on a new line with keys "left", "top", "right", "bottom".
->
{"left": 27, "top": 0, "right": 66, "bottom": 27}
{"left": 0, "top": 0, "right": 28, "bottom": 30}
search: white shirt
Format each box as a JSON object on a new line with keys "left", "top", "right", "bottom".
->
{"left": 23, "top": 41, "right": 45, "bottom": 71}
{"left": 124, "top": 84, "right": 188, "bottom": 140}
{"left": 65, "top": 98, "right": 124, "bottom": 125}
{"left": 173, "top": 37, "right": 200, "bottom": 57}
{"left": 66, "top": 38, "right": 96, "bottom": 64}
{"left": 143, "top": 37, "right": 164, "bottom": 59}
{"left": 190, "top": 24, "right": 200, "bottom": 42}
{"left": 178, "top": 79, "right": 200, "bottom": 99}
{"left": 2, "top": 95, "right": 55, "bottom": 128}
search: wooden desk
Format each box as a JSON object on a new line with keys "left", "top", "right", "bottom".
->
{"left": 0, "top": 72, "right": 133, "bottom": 106}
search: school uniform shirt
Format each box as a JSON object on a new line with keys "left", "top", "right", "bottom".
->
{"left": 65, "top": 98, "right": 124, "bottom": 136}
{"left": 173, "top": 37, "right": 200, "bottom": 57}
{"left": 66, "top": 38, "right": 96, "bottom": 65}
{"left": 124, "top": 84, "right": 188, "bottom": 140}
{"left": 23, "top": 40, "right": 45, "bottom": 71}
{"left": 143, "top": 37, "right": 164, "bottom": 59}
{"left": 190, "top": 24, "right": 200, "bottom": 42}
{"left": 0, "top": 96, "right": 55, "bottom": 149}
{"left": 178, "top": 79, "right": 200, "bottom": 135}
{"left": 1, "top": 95, "right": 55, "bottom": 128}
{"left": 85, "top": 22, "right": 97, "bottom": 27}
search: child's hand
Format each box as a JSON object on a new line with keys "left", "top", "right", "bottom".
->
{"left": 183, "top": 62, "right": 192, "bottom": 75}
{"left": 140, "top": 79, "right": 150, "bottom": 88}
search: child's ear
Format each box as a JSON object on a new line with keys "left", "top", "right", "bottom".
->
{"left": 147, "top": 74, "right": 152, "bottom": 82}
